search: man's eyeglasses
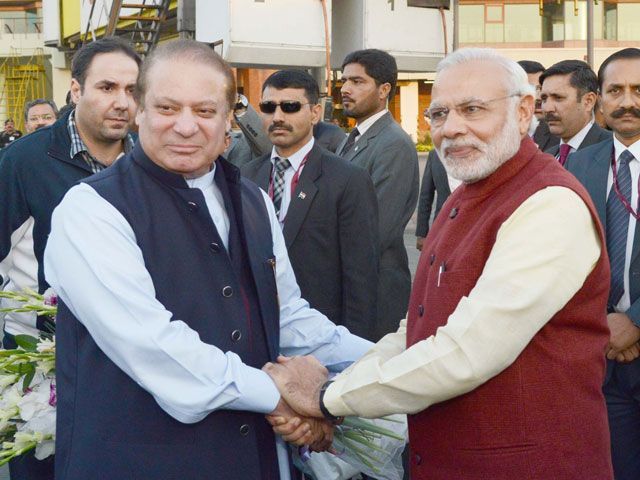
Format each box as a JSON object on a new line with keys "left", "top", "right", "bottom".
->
{"left": 259, "top": 101, "right": 311, "bottom": 114}
{"left": 425, "top": 93, "right": 521, "bottom": 127}
{"left": 28, "top": 114, "right": 55, "bottom": 122}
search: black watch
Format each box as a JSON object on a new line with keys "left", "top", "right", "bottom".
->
{"left": 319, "top": 381, "right": 344, "bottom": 424}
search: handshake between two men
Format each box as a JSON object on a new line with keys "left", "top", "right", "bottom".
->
{"left": 263, "top": 355, "right": 334, "bottom": 452}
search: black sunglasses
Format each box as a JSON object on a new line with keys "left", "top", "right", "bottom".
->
{"left": 259, "top": 101, "right": 311, "bottom": 114}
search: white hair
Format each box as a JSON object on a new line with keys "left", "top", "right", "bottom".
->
{"left": 436, "top": 48, "right": 535, "bottom": 98}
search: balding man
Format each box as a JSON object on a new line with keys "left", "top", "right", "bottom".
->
{"left": 265, "top": 48, "right": 613, "bottom": 480}
{"left": 45, "top": 39, "right": 370, "bottom": 480}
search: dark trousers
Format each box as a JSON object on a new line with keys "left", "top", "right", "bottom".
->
{"left": 603, "top": 359, "right": 640, "bottom": 480}
{"left": 3, "top": 332, "right": 54, "bottom": 480}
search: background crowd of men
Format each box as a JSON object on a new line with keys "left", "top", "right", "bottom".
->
{"left": 0, "top": 34, "right": 639, "bottom": 480}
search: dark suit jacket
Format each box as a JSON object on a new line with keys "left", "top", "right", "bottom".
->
{"left": 545, "top": 123, "right": 612, "bottom": 157}
{"left": 566, "top": 139, "right": 640, "bottom": 325}
{"left": 313, "top": 122, "right": 346, "bottom": 153}
{"left": 416, "top": 150, "right": 450, "bottom": 238}
{"left": 337, "top": 111, "right": 419, "bottom": 340}
{"left": 241, "top": 144, "right": 379, "bottom": 339}
{"left": 532, "top": 120, "right": 559, "bottom": 152}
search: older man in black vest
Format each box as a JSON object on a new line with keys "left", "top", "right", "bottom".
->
{"left": 45, "top": 40, "right": 371, "bottom": 480}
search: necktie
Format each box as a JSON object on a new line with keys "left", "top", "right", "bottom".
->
{"left": 340, "top": 127, "right": 359, "bottom": 156}
{"left": 558, "top": 143, "right": 572, "bottom": 166}
{"left": 272, "top": 157, "right": 291, "bottom": 217}
{"left": 607, "top": 149, "right": 635, "bottom": 307}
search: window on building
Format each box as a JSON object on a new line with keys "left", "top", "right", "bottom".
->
{"left": 459, "top": 4, "right": 485, "bottom": 43}
{"left": 618, "top": 2, "right": 640, "bottom": 40}
{"left": 485, "top": 3, "right": 505, "bottom": 42}
{"left": 603, "top": 1, "right": 617, "bottom": 40}
{"left": 542, "top": 1, "right": 564, "bottom": 41}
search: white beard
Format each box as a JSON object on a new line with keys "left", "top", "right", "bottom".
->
{"left": 437, "top": 109, "right": 522, "bottom": 184}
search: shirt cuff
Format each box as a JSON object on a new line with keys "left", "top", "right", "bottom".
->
{"left": 321, "top": 376, "right": 357, "bottom": 418}
{"left": 226, "top": 366, "right": 281, "bottom": 414}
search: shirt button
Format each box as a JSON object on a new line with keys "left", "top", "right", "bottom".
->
{"left": 239, "top": 424, "right": 250, "bottom": 436}
{"left": 449, "top": 207, "right": 458, "bottom": 219}
{"left": 209, "top": 242, "right": 221, "bottom": 253}
{"left": 231, "top": 329, "right": 242, "bottom": 342}
{"left": 187, "top": 201, "right": 198, "bottom": 212}
{"left": 418, "top": 305, "right": 424, "bottom": 317}
{"left": 222, "top": 286, "right": 233, "bottom": 297}
{"left": 429, "top": 254, "right": 435, "bottom": 265}
{"left": 414, "top": 453, "right": 422, "bottom": 465}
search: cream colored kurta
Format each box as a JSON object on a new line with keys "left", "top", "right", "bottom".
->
{"left": 324, "top": 186, "right": 601, "bottom": 418}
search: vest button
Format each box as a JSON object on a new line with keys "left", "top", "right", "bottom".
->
{"left": 449, "top": 207, "right": 458, "bottom": 219}
{"left": 231, "top": 329, "right": 242, "bottom": 342}
{"left": 418, "top": 305, "right": 424, "bottom": 317}
{"left": 222, "top": 286, "right": 233, "bottom": 297}
{"left": 429, "top": 254, "right": 435, "bottom": 265}
{"left": 414, "top": 453, "right": 422, "bottom": 465}
{"left": 209, "top": 242, "right": 221, "bottom": 253}
{"left": 187, "top": 201, "right": 198, "bottom": 212}
{"left": 239, "top": 424, "right": 250, "bottom": 436}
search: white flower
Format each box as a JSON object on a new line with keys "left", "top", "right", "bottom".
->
{"left": 0, "top": 374, "right": 18, "bottom": 390}
{"left": 36, "top": 338, "right": 55, "bottom": 354}
{"left": 17, "top": 378, "right": 52, "bottom": 422}
{"left": 42, "top": 289, "right": 58, "bottom": 307}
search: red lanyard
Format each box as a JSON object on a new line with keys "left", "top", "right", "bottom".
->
{"left": 611, "top": 149, "right": 640, "bottom": 220}
{"left": 268, "top": 152, "right": 310, "bottom": 202}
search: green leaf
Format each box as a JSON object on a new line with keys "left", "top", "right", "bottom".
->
{"left": 21, "top": 365, "right": 36, "bottom": 393}
{"left": 14, "top": 335, "right": 38, "bottom": 353}
{"left": 342, "top": 417, "right": 405, "bottom": 441}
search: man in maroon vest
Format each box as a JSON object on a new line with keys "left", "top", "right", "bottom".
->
{"left": 264, "top": 47, "right": 613, "bottom": 480}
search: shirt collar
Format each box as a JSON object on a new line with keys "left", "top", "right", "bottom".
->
{"left": 355, "top": 109, "right": 388, "bottom": 137}
{"left": 560, "top": 120, "right": 594, "bottom": 151}
{"left": 67, "top": 109, "right": 135, "bottom": 160}
{"left": 185, "top": 163, "right": 217, "bottom": 189}
{"left": 614, "top": 134, "right": 640, "bottom": 163}
{"left": 270, "top": 136, "right": 314, "bottom": 171}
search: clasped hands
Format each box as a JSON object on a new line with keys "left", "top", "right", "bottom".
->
{"left": 263, "top": 355, "right": 333, "bottom": 452}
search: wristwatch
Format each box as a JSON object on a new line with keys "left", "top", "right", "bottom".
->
{"left": 319, "top": 381, "right": 344, "bottom": 424}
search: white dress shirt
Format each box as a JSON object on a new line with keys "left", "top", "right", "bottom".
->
{"left": 558, "top": 120, "right": 594, "bottom": 156}
{"left": 184, "top": 166, "right": 230, "bottom": 250}
{"left": 270, "top": 137, "right": 314, "bottom": 224}
{"left": 0, "top": 217, "right": 39, "bottom": 336}
{"left": 45, "top": 165, "right": 373, "bottom": 479}
{"left": 608, "top": 136, "right": 640, "bottom": 312}
{"left": 354, "top": 109, "right": 389, "bottom": 140}
{"left": 324, "top": 186, "right": 601, "bottom": 418}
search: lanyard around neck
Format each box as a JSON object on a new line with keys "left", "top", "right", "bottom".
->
{"left": 611, "top": 149, "right": 640, "bottom": 220}
{"left": 268, "top": 151, "right": 311, "bottom": 202}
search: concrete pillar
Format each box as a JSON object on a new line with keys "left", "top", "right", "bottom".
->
{"left": 400, "top": 81, "right": 419, "bottom": 142}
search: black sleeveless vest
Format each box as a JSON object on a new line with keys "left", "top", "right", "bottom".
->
{"left": 55, "top": 143, "right": 281, "bottom": 479}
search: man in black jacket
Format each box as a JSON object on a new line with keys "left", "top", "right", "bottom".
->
{"left": 540, "top": 60, "right": 611, "bottom": 164}
{"left": 243, "top": 70, "right": 379, "bottom": 339}
{"left": 0, "top": 37, "right": 140, "bottom": 480}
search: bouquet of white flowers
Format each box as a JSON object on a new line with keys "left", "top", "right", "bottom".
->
{"left": 0, "top": 289, "right": 56, "bottom": 465}
{"left": 294, "top": 415, "right": 408, "bottom": 480}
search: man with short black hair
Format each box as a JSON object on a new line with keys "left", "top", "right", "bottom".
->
{"left": 24, "top": 98, "right": 58, "bottom": 133}
{"left": 540, "top": 59, "right": 611, "bottom": 164}
{"left": 337, "top": 48, "right": 419, "bottom": 341}
{"left": 566, "top": 47, "right": 640, "bottom": 480}
{"left": 0, "top": 36, "right": 140, "bottom": 479}
{"left": 0, "top": 118, "right": 22, "bottom": 147}
{"left": 518, "top": 60, "right": 559, "bottom": 151}
{"left": 243, "top": 69, "right": 378, "bottom": 338}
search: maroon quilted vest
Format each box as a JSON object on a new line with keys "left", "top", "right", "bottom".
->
{"left": 406, "top": 137, "right": 613, "bottom": 480}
